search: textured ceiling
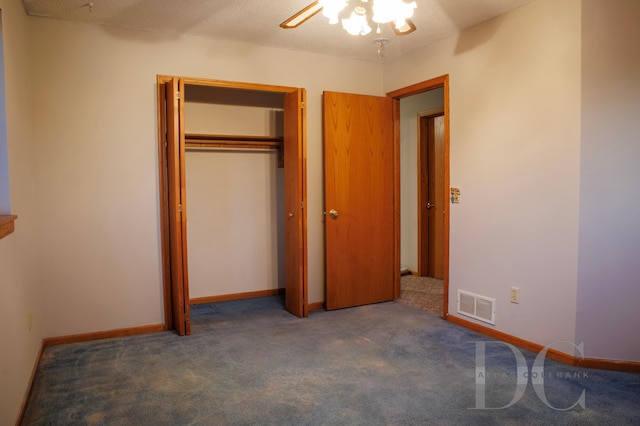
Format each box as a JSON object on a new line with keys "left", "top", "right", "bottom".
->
{"left": 21, "top": 0, "right": 537, "bottom": 62}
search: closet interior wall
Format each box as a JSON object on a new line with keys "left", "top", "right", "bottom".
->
{"left": 183, "top": 85, "right": 286, "bottom": 299}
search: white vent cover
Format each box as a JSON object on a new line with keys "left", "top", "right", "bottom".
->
{"left": 457, "top": 290, "right": 496, "bottom": 325}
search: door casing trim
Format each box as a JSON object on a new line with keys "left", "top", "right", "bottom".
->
{"left": 387, "top": 74, "right": 450, "bottom": 317}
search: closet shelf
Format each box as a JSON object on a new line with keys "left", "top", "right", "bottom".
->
{"left": 185, "top": 133, "right": 285, "bottom": 167}
{"left": 185, "top": 133, "right": 283, "bottom": 150}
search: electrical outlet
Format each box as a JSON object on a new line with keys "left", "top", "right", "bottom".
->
{"left": 510, "top": 287, "right": 520, "bottom": 304}
{"left": 28, "top": 311, "right": 33, "bottom": 331}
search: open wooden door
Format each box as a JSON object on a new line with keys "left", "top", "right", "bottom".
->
{"left": 418, "top": 112, "right": 445, "bottom": 279}
{"left": 165, "top": 78, "right": 191, "bottom": 335}
{"left": 284, "top": 89, "right": 308, "bottom": 318}
{"left": 323, "top": 91, "right": 396, "bottom": 310}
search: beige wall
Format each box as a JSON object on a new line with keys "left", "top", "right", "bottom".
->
{"left": 28, "top": 16, "right": 383, "bottom": 337}
{"left": 0, "top": 10, "right": 9, "bottom": 211}
{"left": 0, "top": 1, "right": 42, "bottom": 424}
{"left": 576, "top": 0, "right": 640, "bottom": 361}
{"left": 385, "top": 0, "right": 583, "bottom": 353}
{"left": 186, "top": 150, "right": 284, "bottom": 298}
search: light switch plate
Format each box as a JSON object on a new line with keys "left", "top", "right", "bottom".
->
{"left": 451, "top": 187, "right": 460, "bottom": 203}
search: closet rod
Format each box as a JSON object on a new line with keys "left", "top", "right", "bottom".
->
{"left": 185, "top": 133, "right": 282, "bottom": 142}
{"left": 185, "top": 134, "right": 284, "bottom": 167}
{"left": 185, "top": 140, "right": 280, "bottom": 150}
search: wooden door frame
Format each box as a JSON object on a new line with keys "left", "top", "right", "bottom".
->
{"left": 417, "top": 108, "right": 444, "bottom": 277}
{"left": 156, "top": 75, "right": 308, "bottom": 330}
{"left": 387, "top": 75, "right": 450, "bottom": 318}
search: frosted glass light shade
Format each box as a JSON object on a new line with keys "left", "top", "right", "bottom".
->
{"left": 342, "top": 6, "right": 372, "bottom": 36}
{"left": 372, "top": 0, "right": 416, "bottom": 24}
{"left": 320, "top": 0, "right": 348, "bottom": 24}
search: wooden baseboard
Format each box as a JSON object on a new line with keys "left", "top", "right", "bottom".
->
{"left": 445, "top": 314, "right": 640, "bottom": 373}
{"left": 15, "top": 341, "right": 44, "bottom": 426}
{"left": 308, "top": 301, "right": 325, "bottom": 311}
{"left": 43, "top": 324, "right": 165, "bottom": 347}
{"left": 189, "top": 288, "right": 284, "bottom": 305}
{"left": 577, "top": 357, "right": 640, "bottom": 373}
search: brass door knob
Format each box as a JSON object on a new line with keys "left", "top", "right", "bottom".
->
{"left": 329, "top": 209, "right": 339, "bottom": 219}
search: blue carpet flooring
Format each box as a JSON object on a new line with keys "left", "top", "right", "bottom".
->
{"left": 22, "top": 297, "right": 640, "bottom": 425}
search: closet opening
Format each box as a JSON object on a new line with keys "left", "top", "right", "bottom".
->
{"left": 157, "top": 76, "right": 308, "bottom": 335}
{"left": 184, "top": 84, "right": 286, "bottom": 304}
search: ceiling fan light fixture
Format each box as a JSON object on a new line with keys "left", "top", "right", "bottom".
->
{"left": 396, "top": 1, "right": 417, "bottom": 21}
{"left": 371, "top": 0, "right": 395, "bottom": 24}
{"left": 342, "top": 6, "right": 372, "bottom": 36}
{"left": 319, "top": 0, "right": 348, "bottom": 24}
{"left": 281, "top": 0, "right": 418, "bottom": 43}
{"left": 392, "top": 17, "right": 416, "bottom": 35}
{"left": 280, "top": 2, "right": 324, "bottom": 29}
{"left": 372, "top": 0, "right": 416, "bottom": 24}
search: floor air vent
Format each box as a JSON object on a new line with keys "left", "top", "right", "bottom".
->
{"left": 457, "top": 290, "right": 496, "bottom": 325}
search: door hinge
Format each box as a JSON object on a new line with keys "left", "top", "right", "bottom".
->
{"left": 176, "top": 91, "right": 181, "bottom": 100}
{"left": 300, "top": 201, "right": 305, "bottom": 209}
{"left": 178, "top": 204, "right": 182, "bottom": 213}
{"left": 301, "top": 102, "right": 305, "bottom": 109}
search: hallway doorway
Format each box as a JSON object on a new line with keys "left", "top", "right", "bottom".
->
{"left": 389, "top": 76, "right": 450, "bottom": 317}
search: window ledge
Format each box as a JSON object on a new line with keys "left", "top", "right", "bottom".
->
{"left": 0, "top": 215, "right": 17, "bottom": 240}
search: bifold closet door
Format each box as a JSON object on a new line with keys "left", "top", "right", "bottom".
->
{"left": 284, "top": 89, "right": 308, "bottom": 318}
{"left": 160, "top": 76, "right": 307, "bottom": 327}
{"left": 165, "top": 77, "right": 191, "bottom": 335}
